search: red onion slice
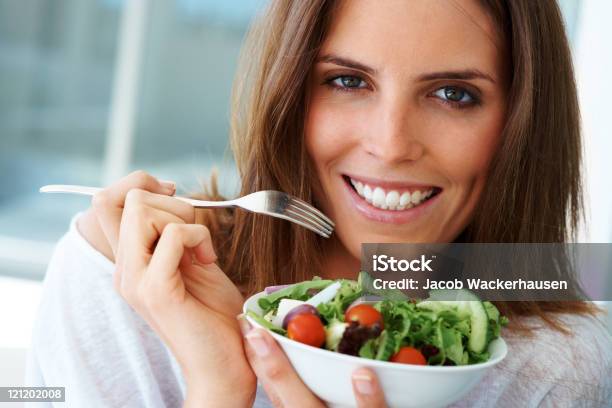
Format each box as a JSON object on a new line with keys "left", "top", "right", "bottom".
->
{"left": 264, "top": 284, "right": 292, "bottom": 294}
{"left": 282, "top": 304, "right": 320, "bottom": 329}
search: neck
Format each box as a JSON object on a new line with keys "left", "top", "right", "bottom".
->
{"left": 320, "top": 236, "right": 361, "bottom": 280}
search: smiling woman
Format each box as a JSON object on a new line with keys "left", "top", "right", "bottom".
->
{"left": 28, "top": 0, "right": 611, "bottom": 407}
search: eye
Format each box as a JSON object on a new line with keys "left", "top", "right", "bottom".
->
{"left": 432, "top": 86, "right": 477, "bottom": 106}
{"left": 326, "top": 75, "right": 368, "bottom": 91}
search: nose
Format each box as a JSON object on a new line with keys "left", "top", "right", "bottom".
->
{"left": 362, "top": 94, "right": 425, "bottom": 164}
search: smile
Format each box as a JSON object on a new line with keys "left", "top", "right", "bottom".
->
{"left": 344, "top": 176, "right": 441, "bottom": 211}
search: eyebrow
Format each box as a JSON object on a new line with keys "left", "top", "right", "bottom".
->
{"left": 416, "top": 69, "right": 496, "bottom": 84}
{"left": 316, "top": 54, "right": 378, "bottom": 75}
{"left": 316, "top": 53, "right": 496, "bottom": 84}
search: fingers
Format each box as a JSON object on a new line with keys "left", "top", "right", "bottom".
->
{"left": 116, "top": 205, "right": 185, "bottom": 293}
{"left": 114, "top": 183, "right": 202, "bottom": 297}
{"left": 239, "top": 324, "right": 324, "bottom": 408}
{"left": 140, "top": 224, "right": 216, "bottom": 336}
{"left": 352, "top": 368, "right": 387, "bottom": 408}
{"left": 119, "top": 187, "right": 196, "bottom": 252}
{"left": 148, "top": 223, "right": 217, "bottom": 284}
{"left": 116, "top": 216, "right": 216, "bottom": 325}
{"left": 91, "top": 170, "right": 179, "bottom": 257}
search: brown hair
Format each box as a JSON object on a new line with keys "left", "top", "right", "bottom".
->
{"left": 197, "top": 0, "right": 597, "bottom": 331}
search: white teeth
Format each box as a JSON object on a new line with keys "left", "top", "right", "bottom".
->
{"left": 372, "top": 187, "right": 386, "bottom": 207}
{"left": 385, "top": 191, "right": 399, "bottom": 208}
{"left": 350, "top": 179, "right": 365, "bottom": 196}
{"left": 349, "top": 177, "right": 435, "bottom": 211}
{"left": 356, "top": 182, "right": 364, "bottom": 195}
{"left": 363, "top": 185, "right": 373, "bottom": 202}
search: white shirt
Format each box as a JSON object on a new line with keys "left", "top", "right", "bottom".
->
{"left": 26, "top": 213, "right": 612, "bottom": 407}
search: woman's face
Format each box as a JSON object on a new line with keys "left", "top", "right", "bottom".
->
{"left": 305, "top": 0, "right": 508, "bottom": 259}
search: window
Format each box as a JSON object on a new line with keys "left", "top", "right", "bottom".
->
{"left": 0, "top": 0, "right": 265, "bottom": 279}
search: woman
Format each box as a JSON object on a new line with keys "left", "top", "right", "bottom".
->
{"left": 28, "top": 0, "right": 611, "bottom": 407}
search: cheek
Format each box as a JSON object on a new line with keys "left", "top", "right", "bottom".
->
{"left": 427, "top": 111, "right": 505, "bottom": 189}
{"left": 305, "top": 96, "right": 359, "bottom": 171}
{"left": 304, "top": 98, "right": 336, "bottom": 208}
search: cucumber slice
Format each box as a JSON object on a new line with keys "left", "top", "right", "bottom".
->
{"left": 467, "top": 301, "right": 488, "bottom": 353}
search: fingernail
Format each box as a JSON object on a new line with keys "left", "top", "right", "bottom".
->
{"left": 159, "top": 179, "right": 176, "bottom": 194}
{"left": 353, "top": 373, "right": 374, "bottom": 395}
{"left": 237, "top": 314, "right": 252, "bottom": 336}
{"left": 246, "top": 331, "right": 270, "bottom": 357}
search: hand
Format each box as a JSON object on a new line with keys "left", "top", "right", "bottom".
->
{"left": 79, "top": 170, "right": 178, "bottom": 262}
{"left": 238, "top": 317, "right": 388, "bottom": 408}
{"left": 107, "top": 176, "right": 256, "bottom": 406}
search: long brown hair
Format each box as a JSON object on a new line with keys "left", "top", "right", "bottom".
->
{"left": 197, "top": 0, "right": 597, "bottom": 331}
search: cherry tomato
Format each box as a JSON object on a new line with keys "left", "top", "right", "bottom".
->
{"left": 345, "top": 304, "right": 384, "bottom": 329}
{"left": 286, "top": 313, "right": 326, "bottom": 347}
{"left": 390, "top": 347, "right": 427, "bottom": 365}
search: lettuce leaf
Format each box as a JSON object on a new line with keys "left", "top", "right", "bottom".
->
{"left": 317, "top": 279, "right": 363, "bottom": 322}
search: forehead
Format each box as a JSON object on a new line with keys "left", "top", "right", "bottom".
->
{"left": 321, "top": 0, "right": 505, "bottom": 81}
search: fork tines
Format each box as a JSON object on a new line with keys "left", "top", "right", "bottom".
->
{"left": 279, "top": 197, "right": 332, "bottom": 238}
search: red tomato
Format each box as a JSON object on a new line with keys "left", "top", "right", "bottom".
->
{"left": 390, "top": 347, "right": 427, "bottom": 365}
{"left": 286, "top": 314, "right": 326, "bottom": 347}
{"left": 345, "top": 304, "right": 384, "bottom": 329}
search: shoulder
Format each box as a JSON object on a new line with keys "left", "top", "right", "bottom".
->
{"left": 455, "top": 313, "right": 612, "bottom": 408}
{"left": 37, "top": 212, "right": 118, "bottom": 317}
{"left": 509, "top": 313, "right": 612, "bottom": 406}
{"left": 503, "top": 314, "right": 611, "bottom": 406}
{"left": 508, "top": 313, "right": 612, "bottom": 374}
{"left": 46, "top": 211, "right": 115, "bottom": 280}
{"left": 512, "top": 312, "right": 611, "bottom": 348}
{"left": 29, "top": 212, "right": 186, "bottom": 406}
{"left": 34, "top": 213, "right": 138, "bottom": 351}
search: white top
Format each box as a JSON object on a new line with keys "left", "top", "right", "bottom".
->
{"left": 26, "top": 213, "right": 612, "bottom": 407}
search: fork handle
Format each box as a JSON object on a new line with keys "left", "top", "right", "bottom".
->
{"left": 39, "top": 184, "right": 234, "bottom": 209}
{"left": 40, "top": 184, "right": 102, "bottom": 196}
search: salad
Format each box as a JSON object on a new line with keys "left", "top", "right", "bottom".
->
{"left": 247, "top": 273, "right": 508, "bottom": 366}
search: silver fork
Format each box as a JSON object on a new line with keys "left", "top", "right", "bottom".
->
{"left": 39, "top": 185, "right": 334, "bottom": 238}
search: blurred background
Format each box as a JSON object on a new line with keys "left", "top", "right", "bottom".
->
{"left": 0, "top": 0, "right": 611, "bottom": 393}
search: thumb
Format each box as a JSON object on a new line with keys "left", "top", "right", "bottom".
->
{"left": 192, "top": 230, "right": 217, "bottom": 265}
{"left": 352, "top": 368, "right": 387, "bottom": 408}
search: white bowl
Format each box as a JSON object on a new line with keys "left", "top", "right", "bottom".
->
{"left": 244, "top": 290, "right": 507, "bottom": 408}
